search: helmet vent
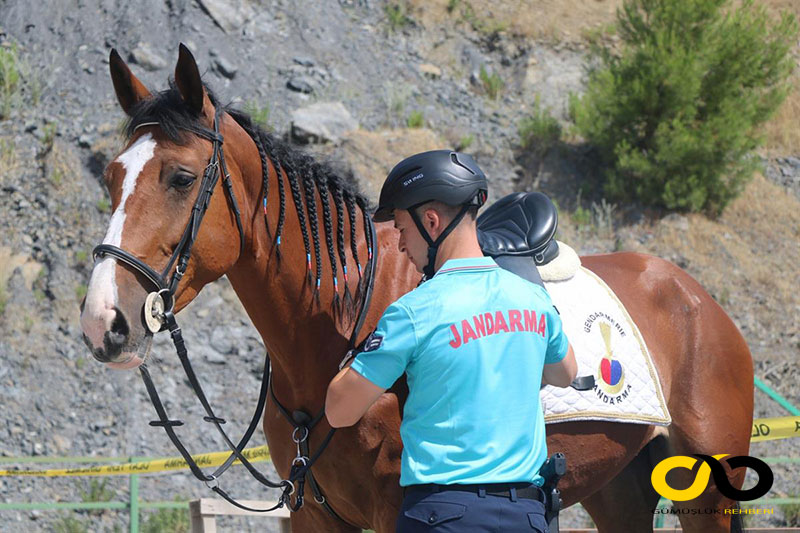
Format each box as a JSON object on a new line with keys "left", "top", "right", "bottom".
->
{"left": 451, "top": 152, "right": 476, "bottom": 175}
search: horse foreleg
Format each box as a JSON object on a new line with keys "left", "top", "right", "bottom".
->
{"left": 581, "top": 432, "right": 667, "bottom": 533}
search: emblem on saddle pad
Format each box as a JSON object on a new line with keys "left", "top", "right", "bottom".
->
{"left": 586, "top": 317, "right": 632, "bottom": 403}
{"left": 597, "top": 321, "right": 625, "bottom": 394}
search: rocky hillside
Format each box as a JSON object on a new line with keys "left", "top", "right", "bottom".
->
{"left": 0, "top": 0, "right": 798, "bottom": 531}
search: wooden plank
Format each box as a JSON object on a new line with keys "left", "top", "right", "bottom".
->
{"left": 195, "top": 498, "right": 291, "bottom": 518}
{"left": 189, "top": 500, "right": 216, "bottom": 533}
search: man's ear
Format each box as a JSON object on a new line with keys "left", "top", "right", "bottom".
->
{"left": 423, "top": 207, "right": 441, "bottom": 234}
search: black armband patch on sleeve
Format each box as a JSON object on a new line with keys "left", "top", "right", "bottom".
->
{"left": 363, "top": 331, "right": 384, "bottom": 352}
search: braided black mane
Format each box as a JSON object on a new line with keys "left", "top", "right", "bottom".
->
{"left": 123, "top": 81, "right": 374, "bottom": 298}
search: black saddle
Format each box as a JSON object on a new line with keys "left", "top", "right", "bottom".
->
{"left": 477, "top": 192, "right": 559, "bottom": 265}
{"left": 477, "top": 192, "right": 559, "bottom": 286}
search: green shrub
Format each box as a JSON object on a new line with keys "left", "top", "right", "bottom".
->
{"left": 385, "top": 3, "right": 412, "bottom": 32}
{"left": 41, "top": 123, "right": 57, "bottom": 152}
{"left": 570, "top": 0, "right": 797, "bottom": 215}
{"left": 454, "top": 1, "right": 507, "bottom": 35}
{"left": 141, "top": 506, "right": 190, "bottom": 533}
{"left": 784, "top": 495, "right": 800, "bottom": 527}
{"left": 75, "top": 284, "right": 87, "bottom": 301}
{"left": 457, "top": 134, "right": 474, "bottom": 151}
{"left": 53, "top": 515, "right": 87, "bottom": 533}
{"left": 96, "top": 197, "right": 110, "bottom": 213}
{"left": 407, "top": 110, "right": 424, "bottom": 128}
{"left": 581, "top": 22, "right": 617, "bottom": 44}
{"left": 0, "top": 283, "right": 7, "bottom": 316}
{"left": 519, "top": 96, "right": 562, "bottom": 155}
{"left": 479, "top": 66, "right": 504, "bottom": 100}
{"left": 383, "top": 82, "right": 413, "bottom": 127}
{"left": 243, "top": 100, "right": 270, "bottom": 129}
{"left": 79, "top": 479, "right": 115, "bottom": 513}
{"left": 0, "top": 44, "right": 20, "bottom": 119}
{"left": 572, "top": 205, "right": 591, "bottom": 226}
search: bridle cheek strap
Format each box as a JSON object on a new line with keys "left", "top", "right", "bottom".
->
{"left": 92, "top": 108, "right": 244, "bottom": 317}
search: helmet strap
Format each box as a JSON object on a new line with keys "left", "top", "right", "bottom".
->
{"left": 409, "top": 204, "right": 471, "bottom": 279}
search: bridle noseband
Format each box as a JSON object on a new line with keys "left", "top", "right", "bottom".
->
{"left": 91, "top": 108, "right": 377, "bottom": 522}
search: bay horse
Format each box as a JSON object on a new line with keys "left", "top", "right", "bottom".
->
{"left": 79, "top": 45, "right": 753, "bottom": 532}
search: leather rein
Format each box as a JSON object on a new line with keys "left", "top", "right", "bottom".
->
{"left": 92, "top": 109, "right": 377, "bottom": 523}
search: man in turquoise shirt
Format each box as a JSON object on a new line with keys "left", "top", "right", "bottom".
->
{"left": 326, "top": 151, "right": 577, "bottom": 532}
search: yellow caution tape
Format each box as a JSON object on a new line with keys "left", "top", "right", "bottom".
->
{"left": 1, "top": 416, "right": 798, "bottom": 477}
{"left": 0, "top": 445, "right": 270, "bottom": 477}
{"left": 751, "top": 416, "right": 800, "bottom": 442}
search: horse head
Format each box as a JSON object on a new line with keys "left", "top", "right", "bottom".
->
{"left": 80, "top": 45, "right": 254, "bottom": 369}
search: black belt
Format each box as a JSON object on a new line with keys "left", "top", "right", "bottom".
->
{"left": 405, "top": 482, "right": 545, "bottom": 503}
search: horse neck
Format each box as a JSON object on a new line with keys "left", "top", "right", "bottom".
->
{"left": 220, "top": 120, "right": 403, "bottom": 413}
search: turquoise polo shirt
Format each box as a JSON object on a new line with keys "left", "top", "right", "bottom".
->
{"left": 350, "top": 256, "right": 569, "bottom": 487}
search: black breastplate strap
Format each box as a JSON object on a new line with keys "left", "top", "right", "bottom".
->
{"left": 269, "top": 215, "right": 379, "bottom": 523}
{"left": 140, "top": 220, "right": 376, "bottom": 522}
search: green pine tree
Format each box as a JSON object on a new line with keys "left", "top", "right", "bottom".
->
{"left": 570, "top": 0, "right": 797, "bottom": 215}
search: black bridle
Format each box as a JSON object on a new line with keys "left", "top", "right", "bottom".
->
{"left": 92, "top": 108, "right": 377, "bottom": 522}
{"left": 94, "top": 110, "right": 244, "bottom": 313}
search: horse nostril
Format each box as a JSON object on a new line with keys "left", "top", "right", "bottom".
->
{"left": 110, "top": 307, "right": 130, "bottom": 339}
{"left": 103, "top": 308, "right": 130, "bottom": 358}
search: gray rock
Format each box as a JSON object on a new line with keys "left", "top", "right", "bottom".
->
{"left": 213, "top": 55, "right": 237, "bottom": 79}
{"left": 210, "top": 328, "right": 235, "bottom": 354}
{"left": 293, "top": 56, "right": 315, "bottom": 67}
{"left": 661, "top": 213, "right": 689, "bottom": 232}
{"left": 287, "top": 76, "right": 315, "bottom": 94}
{"left": 291, "top": 102, "right": 358, "bottom": 144}
{"left": 196, "top": 343, "right": 227, "bottom": 364}
{"left": 785, "top": 156, "right": 800, "bottom": 170}
{"left": 197, "top": 0, "right": 253, "bottom": 33}
{"left": 129, "top": 42, "right": 168, "bottom": 71}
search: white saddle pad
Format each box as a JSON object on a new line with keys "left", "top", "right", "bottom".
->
{"left": 541, "top": 267, "right": 671, "bottom": 426}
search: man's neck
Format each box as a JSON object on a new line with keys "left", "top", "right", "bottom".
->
{"left": 433, "top": 228, "right": 484, "bottom": 271}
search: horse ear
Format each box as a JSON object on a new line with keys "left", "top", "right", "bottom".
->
{"left": 174, "top": 43, "right": 213, "bottom": 118}
{"left": 109, "top": 49, "right": 151, "bottom": 116}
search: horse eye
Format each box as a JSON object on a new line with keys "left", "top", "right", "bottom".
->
{"left": 171, "top": 172, "right": 196, "bottom": 189}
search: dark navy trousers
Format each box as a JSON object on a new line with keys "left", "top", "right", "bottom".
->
{"left": 396, "top": 486, "right": 548, "bottom": 532}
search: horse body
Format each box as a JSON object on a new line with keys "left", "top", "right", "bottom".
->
{"left": 231, "top": 226, "right": 753, "bottom": 532}
{"left": 80, "top": 47, "right": 753, "bottom": 533}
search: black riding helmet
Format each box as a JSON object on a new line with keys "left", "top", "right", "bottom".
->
{"left": 374, "top": 150, "right": 489, "bottom": 278}
{"left": 374, "top": 150, "right": 488, "bottom": 222}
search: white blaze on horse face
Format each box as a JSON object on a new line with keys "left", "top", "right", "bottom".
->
{"left": 81, "top": 134, "right": 156, "bottom": 349}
